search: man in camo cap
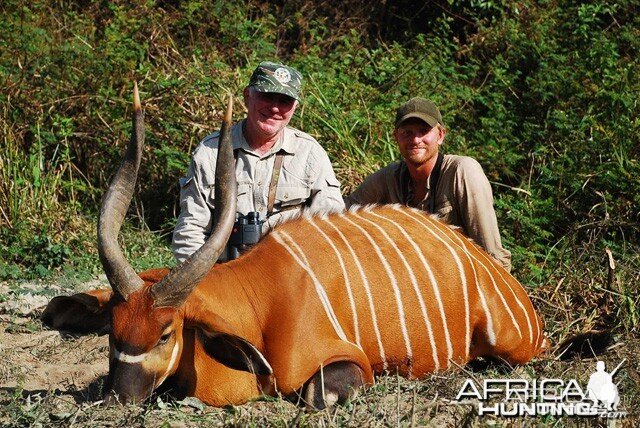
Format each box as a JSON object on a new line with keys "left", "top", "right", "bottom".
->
{"left": 173, "top": 61, "right": 344, "bottom": 262}
{"left": 248, "top": 61, "right": 303, "bottom": 99}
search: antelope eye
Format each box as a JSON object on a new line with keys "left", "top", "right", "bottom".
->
{"left": 158, "top": 332, "right": 172, "bottom": 345}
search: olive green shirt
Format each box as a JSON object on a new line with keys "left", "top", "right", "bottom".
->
{"left": 173, "top": 120, "right": 344, "bottom": 262}
{"left": 344, "top": 155, "right": 512, "bottom": 272}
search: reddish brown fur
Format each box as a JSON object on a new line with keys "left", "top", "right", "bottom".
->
{"left": 46, "top": 206, "right": 546, "bottom": 406}
{"left": 111, "top": 280, "right": 176, "bottom": 354}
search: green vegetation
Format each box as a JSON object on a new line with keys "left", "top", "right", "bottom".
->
{"left": 2, "top": 0, "right": 638, "bottom": 326}
{"left": 0, "top": 0, "right": 639, "bottom": 423}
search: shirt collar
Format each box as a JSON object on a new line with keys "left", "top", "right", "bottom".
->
{"left": 232, "top": 120, "right": 296, "bottom": 158}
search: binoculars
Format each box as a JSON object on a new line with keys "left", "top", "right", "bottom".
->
{"left": 219, "top": 212, "right": 263, "bottom": 262}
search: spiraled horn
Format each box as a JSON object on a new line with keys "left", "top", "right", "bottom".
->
{"left": 150, "top": 96, "right": 237, "bottom": 308}
{"left": 97, "top": 82, "right": 145, "bottom": 299}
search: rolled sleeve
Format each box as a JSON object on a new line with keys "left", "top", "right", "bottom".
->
{"left": 172, "top": 160, "right": 213, "bottom": 263}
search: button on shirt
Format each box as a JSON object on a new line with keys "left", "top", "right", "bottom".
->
{"left": 172, "top": 120, "right": 345, "bottom": 262}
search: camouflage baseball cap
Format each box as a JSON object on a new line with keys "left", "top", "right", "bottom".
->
{"left": 394, "top": 97, "right": 443, "bottom": 128}
{"left": 248, "top": 61, "right": 303, "bottom": 100}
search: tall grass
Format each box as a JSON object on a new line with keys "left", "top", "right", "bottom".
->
{"left": 0, "top": 102, "right": 96, "bottom": 278}
{"left": 302, "top": 78, "right": 398, "bottom": 185}
{"left": 2, "top": 128, "right": 65, "bottom": 229}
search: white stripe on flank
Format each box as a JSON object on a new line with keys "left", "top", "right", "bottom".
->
{"left": 368, "top": 210, "right": 452, "bottom": 369}
{"left": 402, "top": 209, "right": 497, "bottom": 347}
{"left": 157, "top": 342, "right": 180, "bottom": 386}
{"left": 281, "top": 229, "right": 308, "bottom": 263}
{"left": 446, "top": 231, "right": 527, "bottom": 342}
{"left": 341, "top": 214, "right": 414, "bottom": 363}
{"left": 533, "top": 304, "right": 541, "bottom": 349}
{"left": 476, "top": 283, "right": 496, "bottom": 346}
{"left": 272, "top": 230, "right": 349, "bottom": 343}
{"left": 393, "top": 207, "right": 473, "bottom": 357}
{"left": 114, "top": 348, "right": 148, "bottom": 364}
{"left": 323, "top": 216, "right": 387, "bottom": 369}
{"left": 475, "top": 248, "right": 535, "bottom": 346}
{"left": 308, "top": 219, "right": 362, "bottom": 348}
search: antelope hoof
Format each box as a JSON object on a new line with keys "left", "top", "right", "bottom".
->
{"left": 303, "top": 361, "right": 365, "bottom": 410}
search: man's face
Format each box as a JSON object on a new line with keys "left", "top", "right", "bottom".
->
{"left": 244, "top": 87, "right": 298, "bottom": 139}
{"left": 394, "top": 118, "right": 446, "bottom": 167}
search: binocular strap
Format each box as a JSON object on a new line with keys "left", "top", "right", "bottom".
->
{"left": 267, "top": 152, "right": 285, "bottom": 216}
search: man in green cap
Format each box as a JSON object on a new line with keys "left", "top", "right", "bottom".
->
{"left": 345, "top": 97, "right": 512, "bottom": 272}
{"left": 173, "top": 61, "right": 344, "bottom": 262}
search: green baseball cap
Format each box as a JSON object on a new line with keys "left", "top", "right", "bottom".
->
{"left": 394, "top": 97, "right": 443, "bottom": 128}
{"left": 248, "top": 61, "right": 303, "bottom": 100}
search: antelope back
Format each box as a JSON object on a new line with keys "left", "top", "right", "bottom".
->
{"left": 264, "top": 204, "right": 545, "bottom": 377}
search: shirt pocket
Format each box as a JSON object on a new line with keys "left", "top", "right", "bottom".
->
{"left": 281, "top": 162, "right": 309, "bottom": 187}
{"left": 275, "top": 184, "right": 311, "bottom": 208}
{"left": 276, "top": 163, "right": 311, "bottom": 208}
{"left": 203, "top": 178, "right": 251, "bottom": 211}
{"left": 235, "top": 182, "right": 254, "bottom": 214}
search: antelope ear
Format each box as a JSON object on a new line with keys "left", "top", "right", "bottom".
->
{"left": 196, "top": 314, "right": 272, "bottom": 376}
{"left": 41, "top": 289, "right": 114, "bottom": 334}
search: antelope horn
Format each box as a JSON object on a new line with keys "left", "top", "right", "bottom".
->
{"left": 150, "top": 97, "right": 237, "bottom": 308}
{"left": 97, "top": 82, "right": 145, "bottom": 299}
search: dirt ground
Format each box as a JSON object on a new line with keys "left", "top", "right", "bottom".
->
{"left": 1, "top": 279, "right": 638, "bottom": 427}
{"left": 0, "top": 281, "right": 108, "bottom": 400}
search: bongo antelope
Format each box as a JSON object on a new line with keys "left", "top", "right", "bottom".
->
{"left": 43, "top": 85, "right": 547, "bottom": 409}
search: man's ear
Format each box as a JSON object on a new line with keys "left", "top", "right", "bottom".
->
{"left": 437, "top": 125, "right": 447, "bottom": 144}
{"left": 195, "top": 313, "right": 272, "bottom": 376}
{"left": 41, "top": 289, "right": 114, "bottom": 334}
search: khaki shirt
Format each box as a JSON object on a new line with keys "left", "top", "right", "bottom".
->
{"left": 345, "top": 154, "right": 512, "bottom": 272}
{"left": 173, "top": 120, "right": 344, "bottom": 262}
